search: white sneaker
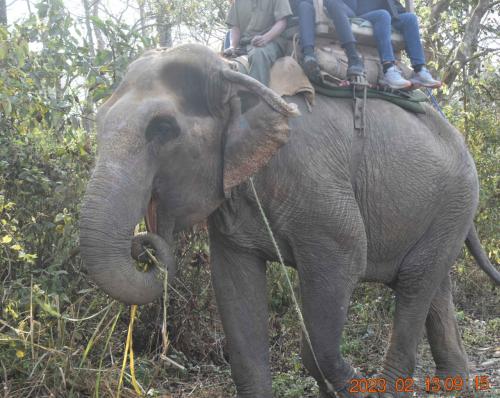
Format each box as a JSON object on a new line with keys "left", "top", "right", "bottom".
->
{"left": 411, "top": 67, "right": 442, "bottom": 88}
{"left": 380, "top": 65, "right": 412, "bottom": 90}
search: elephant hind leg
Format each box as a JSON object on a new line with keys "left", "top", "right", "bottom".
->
{"left": 426, "top": 275, "right": 469, "bottom": 381}
{"left": 379, "top": 216, "right": 471, "bottom": 397}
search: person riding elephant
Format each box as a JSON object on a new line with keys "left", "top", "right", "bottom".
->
{"left": 351, "top": 0, "right": 442, "bottom": 89}
{"left": 224, "top": 0, "right": 293, "bottom": 86}
{"left": 298, "top": 0, "right": 442, "bottom": 89}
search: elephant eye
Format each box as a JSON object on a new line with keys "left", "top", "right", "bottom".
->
{"left": 145, "top": 116, "right": 180, "bottom": 144}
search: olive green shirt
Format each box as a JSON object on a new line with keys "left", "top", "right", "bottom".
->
{"left": 226, "top": 0, "right": 292, "bottom": 44}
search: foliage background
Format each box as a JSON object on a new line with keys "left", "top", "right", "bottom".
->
{"left": 0, "top": 0, "right": 498, "bottom": 397}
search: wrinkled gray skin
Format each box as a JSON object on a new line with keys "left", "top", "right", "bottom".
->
{"left": 80, "top": 44, "right": 499, "bottom": 398}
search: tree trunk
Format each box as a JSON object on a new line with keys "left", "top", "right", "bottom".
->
{"left": 138, "top": 0, "right": 147, "bottom": 37}
{"left": 441, "top": 0, "right": 493, "bottom": 87}
{"left": 92, "top": 0, "right": 105, "bottom": 50}
{"left": 157, "top": 13, "right": 173, "bottom": 47}
{"left": 154, "top": 0, "right": 173, "bottom": 47}
{"left": 82, "top": 0, "right": 96, "bottom": 133}
{"left": 26, "top": 0, "right": 33, "bottom": 18}
{"left": 0, "top": 0, "right": 7, "bottom": 25}
{"left": 83, "top": 0, "right": 95, "bottom": 58}
{"left": 158, "top": 22, "right": 173, "bottom": 47}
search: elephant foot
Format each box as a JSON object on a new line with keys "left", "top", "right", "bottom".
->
{"left": 317, "top": 369, "right": 372, "bottom": 398}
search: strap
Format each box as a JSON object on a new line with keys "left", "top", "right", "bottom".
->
{"left": 349, "top": 83, "right": 368, "bottom": 190}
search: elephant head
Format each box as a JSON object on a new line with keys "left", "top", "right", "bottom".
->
{"left": 80, "top": 44, "right": 299, "bottom": 305}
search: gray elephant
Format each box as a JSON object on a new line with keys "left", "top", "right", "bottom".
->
{"left": 80, "top": 44, "right": 499, "bottom": 398}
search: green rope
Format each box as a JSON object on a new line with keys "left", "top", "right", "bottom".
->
{"left": 249, "top": 177, "right": 336, "bottom": 395}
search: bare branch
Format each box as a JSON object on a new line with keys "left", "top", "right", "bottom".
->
{"left": 442, "top": 0, "right": 496, "bottom": 87}
{"left": 426, "top": 0, "right": 452, "bottom": 41}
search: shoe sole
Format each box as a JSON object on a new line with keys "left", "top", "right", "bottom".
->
{"left": 380, "top": 80, "right": 412, "bottom": 90}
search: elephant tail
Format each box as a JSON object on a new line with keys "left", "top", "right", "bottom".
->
{"left": 465, "top": 226, "right": 500, "bottom": 285}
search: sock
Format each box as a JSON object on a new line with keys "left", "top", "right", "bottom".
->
{"left": 413, "top": 64, "right": 425, "bottom": 73}
{"left": 342, "top": 42, "right": 360, "bottom": 60}
{"left": 303, "top": 46, "right": 315, "bottom": 57}
{"left": 383, "top": 62, "right": 395, "bottom": 73}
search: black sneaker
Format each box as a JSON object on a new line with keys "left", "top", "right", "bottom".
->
{"left": 346, "top": 55, "right": 365, "bottom": 78}
{"left": 302, "top": 54, "right": 321, "bottom": 83}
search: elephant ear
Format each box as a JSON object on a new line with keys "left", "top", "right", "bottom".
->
{"left": 221, "top": 69, "right": 300, "bottom": 194}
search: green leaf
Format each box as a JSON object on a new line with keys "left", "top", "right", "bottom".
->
{"left": 35, "top": 297, "right": 61, "bottom": 318}
{"left": 1, "top": 235, "right": 12, "bottom": 244}
{"left": 90, "top": 16, "right": 108, "bottom": 32}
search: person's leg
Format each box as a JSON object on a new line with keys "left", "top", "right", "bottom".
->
{"left": 299, "top": 0, "right": 316, "bottom": 56}
{"left": 324, "top": 0, "right": 356, "bottom": 45}
{"left": 247, "top": 41, "right": 284, "bottom": 86}
{"left": 394, "top": 12, "right": 442, "bottom": 88}
{"left": 358, "top": 9, "right": 394, "bottom": 65}
{"left": 360, "top": 9, "right": 411, "bottom": 89}
{"left": 298, "top": 0, "right": 321, "bottom": 81}
{"left": 324, "top": 0, "right": 365, "bottom": 77}
{"left": 392, "top": 12, "right": 425, "bottom": 69}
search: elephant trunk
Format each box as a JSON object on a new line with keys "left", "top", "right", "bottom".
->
{"left": 80, "top": 163, "right": 173, "bottom": 305}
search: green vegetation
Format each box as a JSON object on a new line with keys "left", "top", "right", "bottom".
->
{"left": 0, "top": 0, "right": 498, "bottom": 397}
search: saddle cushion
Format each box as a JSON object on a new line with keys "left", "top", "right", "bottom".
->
{"left": 269, "top": 56, "right": 315, "bottom": 104}
{"left": 313, "top": 0, "right": 406, "bottom": 51}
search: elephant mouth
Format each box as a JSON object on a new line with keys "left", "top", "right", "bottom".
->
{"left": 130, "top": 196, "right": 175, "bottom": 278}
{"left": 130, "top": 231, "right": 173, "bottom": 275}
{"left": 146, "top": 196, "right": 159, "bottom": 234}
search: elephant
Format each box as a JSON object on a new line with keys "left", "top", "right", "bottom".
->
{"left": 79, "top": 43, "right": 499, "bottom": 398}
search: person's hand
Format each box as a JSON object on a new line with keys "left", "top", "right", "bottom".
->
{"left": 224, "top": 47, "right": 236, "bottom": 58}
{"left": 251, "top": 35, "right": 270, "bottom": 47}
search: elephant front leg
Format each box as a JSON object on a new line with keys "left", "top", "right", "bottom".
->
{"left": 209, "top": 235, "right": 271, "bottom": 398}
{"left": 297, "top": 232, "right": 367, "bottom": 397}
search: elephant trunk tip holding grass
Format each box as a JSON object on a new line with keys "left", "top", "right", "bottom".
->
{"left": 80, "top": 43, "right": 499, "bottom": 398}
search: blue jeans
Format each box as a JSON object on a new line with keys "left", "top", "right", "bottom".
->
{"left": 298, "top": 0, "right": 316, "bottom": 54}
{"left": 320, "top": 0, "right": 426, "bottom": 67}
{"left": 299, "top": 0, "right": 358, "bottom": 52}
{"left": 323, "top": 0, "right": 357, "bottom": 45}
{"left": 359, "top": 9, "right": 426, "bottom": 66}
